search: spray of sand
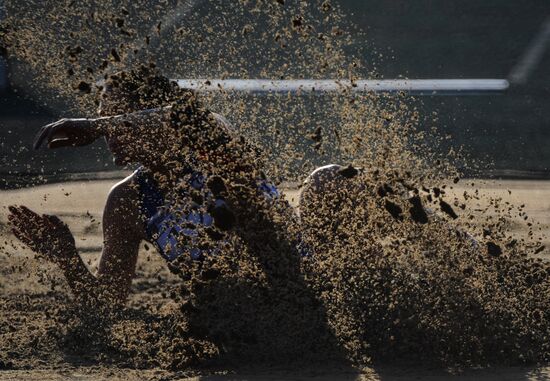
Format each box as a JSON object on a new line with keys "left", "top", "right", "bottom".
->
{"left": 1, "top": 0, "right": 549, "bottom": 373}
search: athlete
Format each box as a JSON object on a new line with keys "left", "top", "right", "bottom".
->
{"left": 7, "top": 66, "right": 346, "bottom": 306}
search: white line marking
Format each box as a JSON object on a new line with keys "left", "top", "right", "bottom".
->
{"left": 175, "top": 79, "right": 509, "bottom": 95}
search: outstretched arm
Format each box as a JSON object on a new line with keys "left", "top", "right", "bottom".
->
{"left": 32, "top": 107, "right": 171, "bottom": 150}
{"left": 33, "top": 105, "right": 259, "bottom": 177}
{"left": 8, "top": 176, "right": 144, "bottom": 307}
{"left": 34, "top": 105, "right": 234, "bottom": 154}
{"left": 8, "top": 205, "right": 100, "bottom": 299}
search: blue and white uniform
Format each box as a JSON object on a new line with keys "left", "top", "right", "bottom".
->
{"left": 135, "top": 166, "right": 281, "bottom": 262}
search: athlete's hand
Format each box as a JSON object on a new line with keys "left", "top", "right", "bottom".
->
{"left": 33, "top": 118, "right": 102, "bottom": 149}
{"left": 8, "top": 205, "right": 77, "bottom": 265}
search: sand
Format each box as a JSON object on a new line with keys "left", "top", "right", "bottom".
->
{"left": 2, "top": 1, "right": 550, "bottom": 377}
{"left": 1, "top": 177, "right": 550, "bottom": 380}
{"left": 2, "top": 364, "right": 550, "bottom": 380}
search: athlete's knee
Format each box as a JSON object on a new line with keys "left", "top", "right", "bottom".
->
{"left": 299, "top": 163, "right": 361, "bottom": 218}
{"left": 302, "top": 163, "right": 361, "bottom": 195}
{"left": 302, "top": 164, "right": 343, "bottom": 194}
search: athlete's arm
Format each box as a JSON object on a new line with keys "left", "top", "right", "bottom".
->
{"left": 32, "top": 108, "right": 170, "bottom": 150}
{"left": 8, "top": 204, "right": 101, "bottom": 300}
{"left": 33, "top": 105, "right": 234, "bottom": 150}
{"left": 8, "top": 174, "right": 144, "bottom": 307}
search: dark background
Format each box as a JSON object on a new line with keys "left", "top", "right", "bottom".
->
{"left": 343, "top": 0, "right": 550, "bottom": 177}
{"left": 1, "top": 0, "right": 549, "bottom": 187}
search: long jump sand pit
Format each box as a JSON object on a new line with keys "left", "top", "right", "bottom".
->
{"left": 2, "top": 364, "right": 550, "bottom": 381}
{"left": 1, "top": 177, "right": 550, "bottom": 380}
